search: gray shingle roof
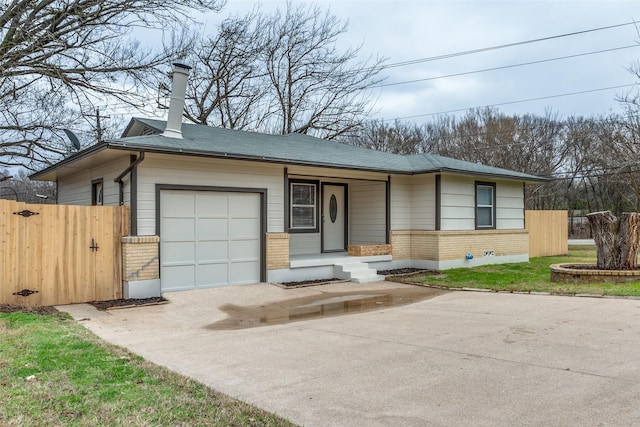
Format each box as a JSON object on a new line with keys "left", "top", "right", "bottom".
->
{"left": 32, "top": 118, "right": 547, "bottom": 182}
{"left": 120, "top": 118, "right": 413, "bottom": 172}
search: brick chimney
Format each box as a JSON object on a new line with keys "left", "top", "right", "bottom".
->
{"left": 162, "top": 63, "right": 191, "bottom": 139}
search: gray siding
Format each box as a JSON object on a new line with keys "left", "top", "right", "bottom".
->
{"left": 289, "top": 233, "right": 321, "bottom": 255}
{"left": 57, "top": 157, "right": 129, "bottom": 206}
{"left": 440, "top": 174, "right": 524, "bottom": 231}
{"left": 136, "top": 154, "right": 284, "bottom": 236}
{"left": 496, "top": 180, "right": 525, "bottom": 229}
{"left": 410, "top": 174, "right": 436, "bottom": 230}
{"left": 349, "top": 180, "right": 386, "bottom": 244}
{"left": 390, "top": 174, "right": 436, "bottom": 230}
{"left": 440, "top": 175, "right": 475, "bottom": 230}
{"left": 57, "top": 170, "right": 91, "bottom": 205}
{"left": 390, "top": 175, "right": 412, "bottom": 229}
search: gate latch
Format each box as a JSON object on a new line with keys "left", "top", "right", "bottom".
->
{"left": 90, "top": 239, "right": 100, "bottom": 252}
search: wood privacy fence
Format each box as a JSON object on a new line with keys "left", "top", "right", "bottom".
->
{"left": 1, "top": 200, "right": 128, "bottom": 307}
{"left": 526, "top": 210, "right": 568, "bottom": 258}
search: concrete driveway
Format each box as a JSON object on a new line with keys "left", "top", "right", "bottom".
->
{"left": 58, "top": 281, "right": 640, "bottom": 427}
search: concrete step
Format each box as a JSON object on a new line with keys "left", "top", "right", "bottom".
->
{"left": 333, "top": 262, "right": 384, "bottom": 283}
{"left": 350, "top": 273, "right": 386, "bottom": 283}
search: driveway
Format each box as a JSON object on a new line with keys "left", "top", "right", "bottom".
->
{"left": 58, "top": 281, "right": 640, "bottom": 427}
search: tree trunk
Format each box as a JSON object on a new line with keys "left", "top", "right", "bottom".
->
{"left": 586, "top": 211, "right": 640, "bottom": 269}
{"left": 619, "top": 213, "right": 640, "bottom": 268}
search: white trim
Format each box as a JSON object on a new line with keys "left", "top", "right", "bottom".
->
{"left": 290, "top": 182, "right": 317, "bottom": 230}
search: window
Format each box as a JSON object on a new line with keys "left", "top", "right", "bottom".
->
{"left": 476, "top": 182, "right": 495, "bottom": 229}
{"left": 289, "top": 180, "right": 318, "bottom": 232}
{"left": 91, "top": 178, "right": 103, "bottom": 206}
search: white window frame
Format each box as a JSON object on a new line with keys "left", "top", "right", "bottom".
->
{"left": 289, "top": 181, "right": 318, "bottom": 232}
{"left": 475, "top": 182, "right": 496, "bottom": 229}
{"left": 91, "top": 178, "right": 104, "bottom": 206}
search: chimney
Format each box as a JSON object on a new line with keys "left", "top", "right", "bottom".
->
{"left": 162, "top": 62, "right": 191, "bottom": 139}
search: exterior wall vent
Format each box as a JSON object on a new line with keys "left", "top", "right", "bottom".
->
{"left": 141, "top": 126, "right": 157, "bottom": 136}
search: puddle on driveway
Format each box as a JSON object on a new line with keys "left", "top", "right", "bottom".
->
{"left": 208, "top": 287, "right": 446, "bottom": 330}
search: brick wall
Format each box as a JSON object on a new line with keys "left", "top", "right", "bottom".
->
{"left": 408, "top": 231, "right": 440, "bottom": 260}
{"left": 347, "top": 244, "right": 392, "bottom": 256}
{"left": 431, "top": 230, "right": 528, "bottom": 260}
{"left": 390, "top": 231, "right": 411, "bottom": 259}
{"left": 121, "top": 236, "right": 160, "bottom": 281}
{"left": 390, "top": 229, "right": 529, "bottom": 261}
{"left": 266, "top": 233, "right": 289, "bottom": 270}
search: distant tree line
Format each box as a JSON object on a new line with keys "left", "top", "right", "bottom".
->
{"left": 346, "top": 105, "right": 640, "bottom": 220}
{"left": 0, "top": 169, "right": 56, "bottom": 203}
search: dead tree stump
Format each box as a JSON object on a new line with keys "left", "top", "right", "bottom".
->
{"left": 586, "top": 211, "right": 640, "bottom": 270}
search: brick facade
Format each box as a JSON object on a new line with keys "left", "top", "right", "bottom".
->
{"left": 266, "top": 233, "right": 290, "bottom": 270}
{"left": 390, "top": 229, "right": 529, "bottom": 261}
{"left": 347, "top": 244, "right": 392, "bottom": 256}
{"left": 390, "top": 231, "right": 412, "bottom": 259}
{"left": 121, "top": 236, "right": 160, "bottom": 281}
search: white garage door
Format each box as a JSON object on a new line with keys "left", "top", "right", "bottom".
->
{"left": 160, "top": 190, "right": 261, "bottom": 291}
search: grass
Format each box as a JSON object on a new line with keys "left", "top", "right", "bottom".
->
{"left": 0, "top": 310, "right": 296, "bottom": 427}
{"left": 398, "top": 245, "right": 640, "bottom": 297}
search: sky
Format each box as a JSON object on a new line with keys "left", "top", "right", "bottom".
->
{"left": 198, "top": 0, "right": 640, "bottom": 124}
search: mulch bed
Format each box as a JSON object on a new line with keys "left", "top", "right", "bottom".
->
{"left": 272, "top": 278, "right": 349, "bottom": 289}
{"left": 378, "top": 268, "right": 438, "bottom": 276}
{"left": 0, "top": 304, "right": 59, "bottom": 315}
{"left": 88, "top": 297, "right": 168, "bottom": 311}
{"left": 273, "top": 269, "right": 440, "bottom": 289}
{"left": 0, "top": 297, "right": 168, "bottom": 315}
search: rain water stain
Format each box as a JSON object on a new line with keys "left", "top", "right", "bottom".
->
{"left": 208, "top": 287, "right": 446, "bottom": 330}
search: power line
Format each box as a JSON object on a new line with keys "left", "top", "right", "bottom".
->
{"left": 375, "top": 45, "right": 640, "bottom": 88}
{"left": 548, "top": 166, "right": 640, "bottom": 181}
{"left": 392, "top": 83, "right": 639, "bottom": 120}
{"left": 378, "top": 21, "right": 638, "bottom": 70}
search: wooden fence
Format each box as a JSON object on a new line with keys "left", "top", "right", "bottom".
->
{"left": 526, "top": 210, "right": 568, "bottom": 258}
{"left": 1, "top": 200, "right": 128, "bottom": 307}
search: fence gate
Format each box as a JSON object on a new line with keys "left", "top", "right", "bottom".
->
{"left": 1, "top": 200, "right": 128, "bottom": 307}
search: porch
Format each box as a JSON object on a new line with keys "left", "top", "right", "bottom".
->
{"left": 289, "top": 252, "right": 392, "bottom": 268}
{"left": 265, "top": 250, "right": 393, "bottom": 284}
{"left": 291, "top": 252, "right": 391, "bottom": 283}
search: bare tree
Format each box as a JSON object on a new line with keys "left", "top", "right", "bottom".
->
{"left": 180, "top": 11, "right": 269, "bottom": 130}
{"left": 0, "top": 169, "right": 56, "bottom": 202}
{"left": 261, "top": 3, "right": 384, "bottom": 139}
{"left": 1, "top": 0, "right": 225, "bottom": 170}
{"left": 346, "top": 119, "right": 424, "bottom": 154}
{"left": 180, "top": 2, "right": 385, "bottom": 139}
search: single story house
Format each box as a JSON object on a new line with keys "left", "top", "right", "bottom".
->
{"left": 31, "top": 64, "right": 546, "bottom": 298}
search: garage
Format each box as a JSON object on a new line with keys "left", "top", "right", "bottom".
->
{"left": 159, "top": 189, "right": 262, "bottom": 292}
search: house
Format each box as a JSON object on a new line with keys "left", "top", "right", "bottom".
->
{"left": 31, "top": 63, "right": 546, "bottom": 298}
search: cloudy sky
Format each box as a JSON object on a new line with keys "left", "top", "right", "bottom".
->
{"left": 203, "top": 0, "right": 640, "bottom": 123}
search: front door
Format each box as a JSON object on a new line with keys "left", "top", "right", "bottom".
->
{"left": 322, "top": 184, "right": 346, "bottom": 252}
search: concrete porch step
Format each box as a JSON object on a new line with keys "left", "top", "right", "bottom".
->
{"left": 333, "top": 262, "right": 385, "bottom": 283}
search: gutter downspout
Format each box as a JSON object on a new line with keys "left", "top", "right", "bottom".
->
{"left": 115, "top": 151, "right": 145, "bottom": 235}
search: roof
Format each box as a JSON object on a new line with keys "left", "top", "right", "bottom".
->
{"left": 31, "top": 118, "right": 547, "bottom": 182}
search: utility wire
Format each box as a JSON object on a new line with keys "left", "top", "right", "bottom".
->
{"left": 393, "top": 83, "right": 639, "bottom": 120}
{"left": 378, "top": 21, "right": 638, "bottom": 70}
{"left": 375, "top": 45, "right": 640, "bottom": 88}
{"left": 548, "top": 167, "right": 640, "bottom": 181}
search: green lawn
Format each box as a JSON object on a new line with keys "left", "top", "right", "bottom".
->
{"left": 0, "top": 310, "right": 296, "bottom": 427}
{"left": 398, "top": 245, "right": 640, "bottom": 297}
